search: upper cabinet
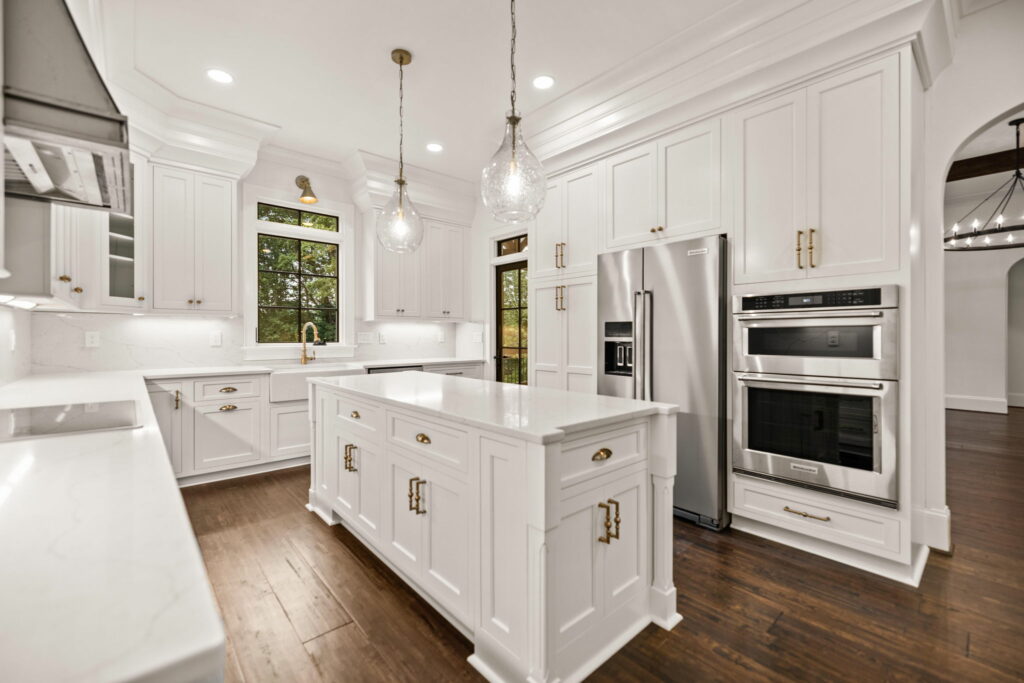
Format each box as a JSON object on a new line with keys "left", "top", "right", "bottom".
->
{"left": 732, "top": 53, "right": 900, "bottom": 284}
{"left": 420, "top": 221, "right": 467, "bottom": 320}
{"left": 658, "top": 118, "right": 723, "bottom": 242}
{"left": 152, "top": 164, "right": 236, "bottom": 312}
{"left": 367, "top": 218, "right": 467, "bottom": 322}
{"left": 605, "top": 143, "right": 658, "bottom": 249}
{"left": 532, "top": 163, "right": 602, "bottom": 280}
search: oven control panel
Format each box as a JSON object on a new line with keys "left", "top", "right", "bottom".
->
{"left": 738, "top": 287, "right": 894, "bottom": 312}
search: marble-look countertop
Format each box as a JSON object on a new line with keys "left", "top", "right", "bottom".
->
{"left": 137, "top": 357, "right": 486, "bottom": 379}
{"left": 0, "top": 371, "right": 224, "bottom": 682}
{"left": 311, "top": 371, "right": 679, "bottom": 444}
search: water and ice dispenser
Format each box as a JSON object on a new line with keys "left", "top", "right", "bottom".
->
{"left": 603, "top": 321, "right": 633, "bottom": 376}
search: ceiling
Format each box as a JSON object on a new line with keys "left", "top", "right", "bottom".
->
{"left": 125, "top": 0, "right": 732, "bottom": 181}
{"left": 952, "top": 105, "right": 1024, "bottom": 160}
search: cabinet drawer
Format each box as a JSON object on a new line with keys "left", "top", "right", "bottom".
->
{"left": 560, "top": 423, "right": 646, "bottom": 488}
{"left": 387, "top": 411, "right": 468, "bottom": 475}
{"left": 425, "top": 363, "right": 484, "bottom": 379}
{"left": 194, "top": 376, "right": 262, "bottom": 402}
{"left": 732, "top": 475, "right": 902, "bottom": 558}
{"left": 331, "top": 395, "right": 384, "bottom": 442}
{"left": 193, "top": 398, "right": 262, "bottom": 472}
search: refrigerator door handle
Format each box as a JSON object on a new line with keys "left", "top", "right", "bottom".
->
{"left": 633, "top": 290, "right": 643, "bottom": 399}
{"left": 642, "top": 290, "right": 653, "bottom": 401}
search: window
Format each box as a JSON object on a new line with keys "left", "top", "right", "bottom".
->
{"left": 257, "top": 233, "right": 339, "bottom": 343}
{"left": 496, "top": 260, "right": 528, "bottom": 384}
{"left": 257, "top": 202, "right": 339, "bottom": 232}
{"left": 497, "top": 234, "right": 528, "bottom": 257}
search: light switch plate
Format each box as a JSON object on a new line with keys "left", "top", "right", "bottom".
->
{"left": 437, "top": 330, "right": 446, "bottom": 343}
{"left": 209, "top": 331, "right": 223, "bottom": 347}
{"left": 8, "top": 329, "right": 15, "bottom": 353}
{"left": 84, "top": 331, "right": 100, "bottom": 348}
{"left": 378, "top": 332, "right": 386, "bottom": 344}
{"left": 357, "top": 332, "right": 376, "bottom": 344}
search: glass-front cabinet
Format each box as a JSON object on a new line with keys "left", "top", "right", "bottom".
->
{"left": 96, "top": 209, "right": 146, "bottom": 309}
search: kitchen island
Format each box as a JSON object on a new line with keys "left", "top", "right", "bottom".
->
{"left": 307, "top": 371, "right": 681, "bottom": 683}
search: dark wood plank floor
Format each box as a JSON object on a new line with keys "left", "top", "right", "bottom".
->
{"left": 182, "top": 409, "right": 1024, "bottom": 682}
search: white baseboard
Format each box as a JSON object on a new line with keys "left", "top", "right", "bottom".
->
{"left": 177, "top": 456, "right": 310, "bottom": 488}
{"left": 945, "top": 394, "right": 1008, "bottom": 414}
{"left": 1009, "top": 392, "right": 1024, "bottom": 408}
{"left": 912, "top": 505, "right": 952, "bottom": 552}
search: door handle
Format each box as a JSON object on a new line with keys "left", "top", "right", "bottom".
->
{"left": 608, "top": 498, "right": 620, "bottom": 540}
{"left": 796, "top": 230, "right": 805, "bottom": 269}
{"left": 736, "top": 374, "right": 884, "bottom": 391}
{"left": 784, "top": 505, "right": 831, "bottom": 522}
{"left": 598, "top": 501, "right": 612, "bottom": 544}
{"left": 592, "top": 448, "right": 613, "bottom": 462}
{"left": 218, "top": 404, "right": 238, "bottom": 411}
{"left": 415, "top": 433, "right": 431, "bottom": 445}
{"left": 350, "top": 410, "right": 360, "bottom": 419}
{"left": 808, "top": 228, "right": 817, "bottom": 268}
{"left": 174, "top": 389, "right": 181, "bottom": 410}
{"left": 408, "top": 477, "right": 420, "bottom": 511}
{"left": 219, "top": 387, "right": 238, "bottom": 393}
{"left": 414, "top": 479, "right": 427, "bottom": 514}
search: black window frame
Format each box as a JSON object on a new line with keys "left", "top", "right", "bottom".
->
{"left": 256, "top": 232, "right": 340, "bottom": 344}
{"left": 257, "top": 202, "right": 339, "bottom": 232}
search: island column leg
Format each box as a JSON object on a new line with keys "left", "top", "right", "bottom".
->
{"left": 650, "top": 473, "right": 682, "bottom": 630}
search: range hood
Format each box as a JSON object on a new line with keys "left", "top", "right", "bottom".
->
{"left": 3, "top": 0, "right": 132, "bottom": 215}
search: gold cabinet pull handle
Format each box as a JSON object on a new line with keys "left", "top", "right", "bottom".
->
{"left": 218, "top": 404, "right": 237, "bottom": 411}
{"left": 174, "top": 389, "right": 181, "bottom": 410}
{"left": 554, "top": 242, "right": 560, "bottom": 268}
{"left": 592, "top": 448, "right": 613, "bottom": 462}
{"left": 608, "top": 498, "right": 621, "bottom": 540}
{"left": 598, "top": 501, "right": 612, "bottom": 544}
{"left": 784, "top": 505, "right": 830, "bottom": 522}
{"left": 808, "top": 228, "right": 817, "bottom": 268}
{"left": 408, "top": 477, "right": 420, "bottom": 511}
{"left": 796, "top": 230, "right": 805, "bottom": 269}
{"left": 415, "top": 433, "right": 431, "bottom": 445}
{"left": 58, "top": 275, "right": 72, "bottom": 282}
{"left": 344, "top": 444, "right": 358, "bottom": 472}
{"left": 343, "top": 444, "right": 352, "bottom": 470}
{"left": 350, "top": 410, "right": 360, "bottom": 419}
{"left": 219, "top": 387, "right": 237, "bottom": 393}
{"left": 415, "top": 479, "right": 427, "bottom": 515}
{"left": 72, "top": 286, "right": 84, "bottom": 294}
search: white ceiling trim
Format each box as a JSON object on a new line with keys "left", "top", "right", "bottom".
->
{"left": 526, "top": 0, "right": 953, "bottom": 167}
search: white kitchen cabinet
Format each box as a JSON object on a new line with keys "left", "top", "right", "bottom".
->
{"left": 152, "top": 164, "right": 235, "bottom": 313}
{"left": 532, "top": 163, "right": 602, "bottom": 279}
{"left": 657, "top": 117, "right": 722, "bottom": 241}
{"left": 192, "top": 398, "right": 262, "bottom": 472}
{"left": 554, "top": 467, "right": 648, "bottom": 651}
{"left": 424, "top": 362, "right": 485, "bottom": 379}
{"left": 732, "top": 53, "right": 900, "bottom": 284}
{"left": 147, "top": 381, "right": 183, "bottom": 475}
{"left": 373, "top": 240, "right": 421, "bottom": 318}
{"left": 605, "top": 142, "right": 658, "bottom": 249}
{"left": 530, "top": 276, "right": 596, "bottom": 393}
{"left": 269, "top": 402, "right": 310, "bottom": 461}
{"left": 421, "top": 221, "right": 467, "bottom": 320}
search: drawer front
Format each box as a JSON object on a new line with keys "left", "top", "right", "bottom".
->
{"left": 732, "top": 476, "right": 902, "bottom": 558}
{"left": 560, "top": 423, "right": 647, "bottom": 488}
{"left": 193, "top": 398, "right": 262, "bottom": 472}
{"left": 194, "top": 376, "right": 263, "bottom": 402}
{"left": 426, "top": 364, "right": 484, "bottom": 379}
{"left": 387, "top": 411, "right": 468, "bottom": 475}
{"left": 332, "top": 395, "right": 384, "bottom": 442}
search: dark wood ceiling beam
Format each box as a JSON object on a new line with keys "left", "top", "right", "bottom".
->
{"left": 947, "top": 148, "right": 1019, "bottom": 182}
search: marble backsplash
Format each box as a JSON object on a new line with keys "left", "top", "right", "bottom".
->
{"left": 0, "top": 307, "right": 32, "bottom": 384}
{"left": 30, "top": 312, "right": 475, "bottom": 374}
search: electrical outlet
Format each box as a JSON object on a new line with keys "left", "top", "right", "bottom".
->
{"left": 84, "top": 331, "right": 100, "bottom": 348}
{"left": 437, "top": 330, "right": 446, "bottom": 343}
{"left": 8, "top": 329, "right": 15, "bottom": 353}
{"left": 357, "top": 332, "right": 376, "bottom": 344}
{"left": 378, "top": 332, "right": 386, "bottom": 344}
{"left": 209, "top": 331, "right": 223, "bottom": 347}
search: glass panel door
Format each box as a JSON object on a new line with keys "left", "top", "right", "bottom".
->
{"left": 108, "top": 213, "right": 136, "bottom": 300}
{"left": 496, "top": 260, "right": 528, "bottom": 384}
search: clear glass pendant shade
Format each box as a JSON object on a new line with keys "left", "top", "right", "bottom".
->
{"left": 376, "top": 180, "right": 424, "bottom": 253}
{"left": 481, "top": 116, "right": 546, "bottom": 223}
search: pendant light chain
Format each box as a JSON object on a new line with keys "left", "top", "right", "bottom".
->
{"left": 510, "top": 0, "right": 517, "bottom": 119}
{"left": 398, "top": 58, "right": 405, "bottom": 182}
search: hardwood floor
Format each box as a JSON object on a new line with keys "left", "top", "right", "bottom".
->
{"left": 181, "top": 409, "right": 1024, "bottom": 682}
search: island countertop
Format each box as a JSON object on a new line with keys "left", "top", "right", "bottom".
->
{"left": 309, "top": 371, "right": 677, "bottom": 444}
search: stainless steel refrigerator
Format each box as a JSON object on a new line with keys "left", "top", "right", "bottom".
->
{"left": 597, "top": 235, "right": 728, "bottom": 530}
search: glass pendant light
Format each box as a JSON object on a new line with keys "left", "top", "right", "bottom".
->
{"left": 377, "top": 48, "right": 424, "bottom": 253}
{"left": 481, "top": 0, "right": 546, "bottom": 223}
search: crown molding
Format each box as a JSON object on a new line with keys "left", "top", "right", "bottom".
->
{"left": 257, "top": 145, "right": 349, "bottom": 180}
{"left": 527, "top": 0, "right": 953, "bottom": 171}
{"left": 343, "top": 150, "right": 476, "bottom": 225}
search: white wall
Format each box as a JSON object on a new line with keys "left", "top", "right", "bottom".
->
{"left": 1008, "top": 261, "right": 1024, "bottom": 408}
{"left": 944, "top": 250, "right": 1024, "bottom": 412}
{"left": 0, "top": 308, "right": 31, "bottom": 385}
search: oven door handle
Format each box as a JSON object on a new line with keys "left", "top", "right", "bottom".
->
{"left": 735, "top": 310, "right": 885, "bottom": 321}
{"left": 736, "top": 374, "right": 884, "bottom": 391}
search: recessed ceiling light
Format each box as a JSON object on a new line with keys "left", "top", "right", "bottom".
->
{"left": 532, "top": 75, "right": 555, "bottom": 90}
{"left": 426, "top": 142, "right": 444, "bottom": 153}
{"left": 206, "top": 68, "right": 234, "bottom": 84}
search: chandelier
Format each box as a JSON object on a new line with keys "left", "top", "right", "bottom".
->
{"left": 944, "top": 118, "right": 1024, "bottom": 251}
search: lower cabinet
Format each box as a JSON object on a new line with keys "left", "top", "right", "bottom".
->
{"left": 328, "top": 428, "right": 384, "bottom": 543}
{"left": 269, "top": 402, "right": 311, "bottom": 461}
{"left": 147, "top": 381, "right": 183, "bottom": 475}
{"left": 193, "top": 398, "right": 262, "bottom": 471}
{"left": 382, "top": 448, "right": 472, "bottom": 626}
{"left": 553, "top": 468, "right": 648, "bottom": 652}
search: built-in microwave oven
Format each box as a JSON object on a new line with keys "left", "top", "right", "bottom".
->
{"left": 733, "top": 286, "right": 898, "bottom": 380}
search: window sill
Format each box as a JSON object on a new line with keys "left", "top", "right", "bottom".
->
{"left": 242, "top": 344, "right": 357, "bottom": 361}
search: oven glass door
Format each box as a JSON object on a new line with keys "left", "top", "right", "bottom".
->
{"left": 734, "top": 309, "right": 898, "bottom": 380}
{"left": 733, "top": 374, "right": 898, "bottom": 506}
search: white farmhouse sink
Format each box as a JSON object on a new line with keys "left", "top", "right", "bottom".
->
{"left": 269, "top": 363, "right": 365, "bottom": 403}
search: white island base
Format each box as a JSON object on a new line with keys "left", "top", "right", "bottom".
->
{"left": 307, "top": 372, "right": 681, "bottom": 683}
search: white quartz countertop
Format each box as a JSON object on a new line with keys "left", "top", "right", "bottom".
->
{"left": 136, "top": 357, "right": 485, "bottom": 379}
{"left": 311, "top": 371, "right": 678, "bottom": 444}
{"left": 0, "top": 372, "right": 224, "bottom": 682}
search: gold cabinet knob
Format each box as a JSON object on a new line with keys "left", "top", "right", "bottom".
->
{"left": 592, "top": 448, "right": 613, "bottom": 462}
{"left": 187, "top": 299, "right": 194, "bottom": 304}
{"left": 415, "top": 433, "right": 431, "bottom": 445}
{"left": 58, "top": 275, "right": 72, "bottom": 282}
{"left": 196, "top": 299, "right": 203, "bottom": 305}
{"left": 72, "top": 286, "right": 84, "bottom": 293}
{"left": 137, "top": 296, "right": 146, "bottom": 301}
{"left": 350, "top": 410, "right": 360, "bottom": 419}
{"left": 656, "top": 226, "right": 665, "bottom": 232}
{"left": 649, "top": 227, "right": 656, "bottom": 233}
{"left": 219, "top": 387, "right": 237, "bottom": 393}
{"left": 218, "top": 404, "right": 238, "bottom": 411}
